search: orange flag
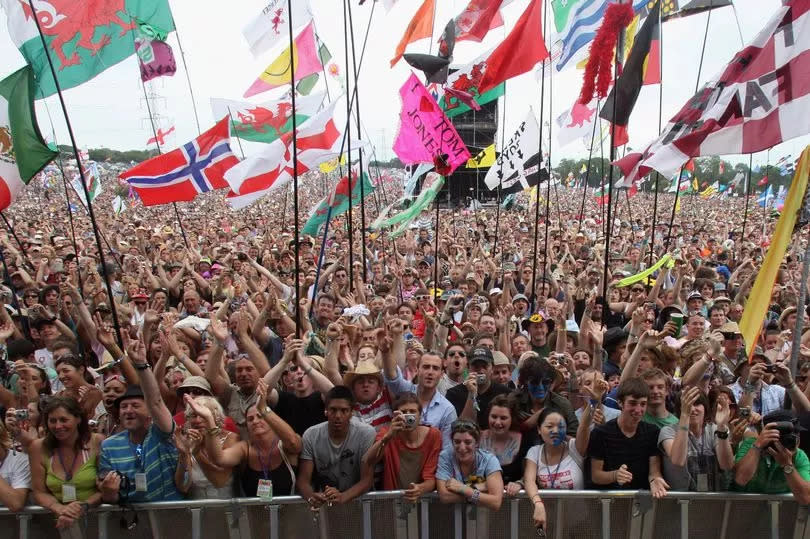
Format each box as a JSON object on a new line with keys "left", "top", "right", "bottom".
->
{"left": 390, "top": 0, "right": 436, "bottom": 67}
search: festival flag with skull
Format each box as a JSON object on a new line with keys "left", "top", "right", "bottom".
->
{"left": 484, "top": 110, "right": 544, "bottom": 195}
{"left": 1, "top": 0, "right": 175, "bottom": 98}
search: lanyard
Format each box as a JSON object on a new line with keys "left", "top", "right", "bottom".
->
{"left": 130, "top": 441, "right": 144, "bottom": 472}
{"left": 542, "top": 445, "right": 565, "bottom": 489}
{"left": 57, "top": 447, "right": 80, "bottom": 482}
{"left": 256, "top": 446, "right": 271, "bottom": 480}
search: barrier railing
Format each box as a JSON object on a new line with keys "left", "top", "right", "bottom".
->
{"left": 0, "top": 491, "right": 806, "bottom": 539}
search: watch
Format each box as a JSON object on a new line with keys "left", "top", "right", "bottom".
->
{"left": 783, "top": 465, "right": 795, "bottom": 475}
{"left": 714, "top": 429, "right": 729, "bottom": 440}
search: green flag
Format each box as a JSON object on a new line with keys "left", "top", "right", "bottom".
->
{"left": 440, "top": 48, "right": 505, "bottom": 118}
{"left": 302, "top": 169, "right": 375, "bottom": 236}
{"left": 373, "top": 175, "right": 445, "bottom": 236}
{"left": 3, "top": 0, "right": 175, "bottom": 98}
{"left": 0, "top": 66, "right": 57, "bottom": 210}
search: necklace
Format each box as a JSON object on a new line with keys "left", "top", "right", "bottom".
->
{"left": 542, "top": 444, "right": 566, "bottom": 489}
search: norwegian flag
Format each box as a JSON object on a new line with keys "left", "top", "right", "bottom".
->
{"left": 616, "top": 1, "right": 810, "bottom": 185}
{"left": 225, "top": 99, "right": 364, "bottom": 208}
{"left": 120, "top": 118, "right": 238, "bottom": 206}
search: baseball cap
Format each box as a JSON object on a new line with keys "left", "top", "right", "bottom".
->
{"left": 687, "top": 291, "right": 704, "bottom": 301}
{"left": 512, "top": 293, "right": 529, "bottom": 304}
{"left": 470, "top": 347, "right": 493, "bottom": 365}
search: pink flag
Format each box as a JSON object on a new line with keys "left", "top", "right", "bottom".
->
{"left": 393, "top": 73, "right": 470, "bottom": 174}
{"left": 244, "top": 22, "right": 322, "bottom": 98}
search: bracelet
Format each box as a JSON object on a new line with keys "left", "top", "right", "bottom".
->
{"left": 531, "top": 494, "right": 543, "bottom": 505}
{"left": 752, "top": 444, "right": 763, "bottom": 453}
{"left": 469, "top": 488, "right": 481, "bottom": 505}
{"left": 205, "top": 426, "right": 221, "bottom": 437}
{"left": 678, "top": 424, "right": 689, "bottom": 432}
{"left": 613, "top": 470, "right": 618, "bottom": 483}
{"left": 133, "top": 363, "right": 149, "bottom": 371}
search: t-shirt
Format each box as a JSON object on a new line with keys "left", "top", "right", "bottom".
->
{"left": 300, "top": 418, "right": 376, "bottom": 492}
{"left": 435, "top": 448, "right": 501, "bottom": 486}
{"left": 274, "top": 390, "right": 325, "bottom": 436}
{"left": 732, "top": 437, "right": 810, "bottom": 494}
{"left": 98, "top": 423, "right": 182, "bottom": 502}
{"left": 576, "top": 406, "right": 620, "bottom": 429}
{"left": 446, "top": 382, "right": 511, "bottom": 429}
{"left": 587, "top": 418, "right": 661, "bottom": 490}
{"left": 643, "top": 412, "right": 679, "bottom": 429}
{"left": 659, "top": 423, "right": 725, "bottom": 491}
{"left": 376, "top": 426, "right": 442, "bottom": 490}
{"left": 0, "top": 449, "right": 31, "bottom": 490}
{"left": 526, "top": 439, "right": 585, "bottom": 490}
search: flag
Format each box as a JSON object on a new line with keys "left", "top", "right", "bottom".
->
{"left": 691, "top": 177, "right": 698, "bottom": 192}
{"left": 147, "top": 125, "right": 175, "bottom": 147}
{"left": 244, "top": 22, "right": 322, "bottom": 97}
{"left": 623, "top": 9, "right": 661, "bottom": 86}
{"left": 740, "top": 145, "right": 810, "bottom": 357}
{"left": 467, "top": 144, "right": 496, "bottom": 168}
{"left": 614, "top": 2, "right": 810, "bottom": 187}
{"left": 404, "top": 162, "right": 433, "bottom": 197}
{"left": 211, "top": 93, "right": 324, "bottom": 144}
{"left": 0, "top": 66, "right": 57, "bottom": 211}
{"left": 439, "top": 49, "right": 505, "bottom": 117}
{"left": 393, "top": 74, "right": 470, "bottom": 174}
{"left": 70, "top": 161, "right": 102, "bottom": 206}
{"left": 757, "top": 185, "right": 774, "bottom": 207}
{"left": 662, "top": 0, "right": 733, "bottom": 21}
{"left": 319, "top": 154, "right": 347, "bottom": 174}
{"left": 1, "top": 0, "right": 175, "bottom": 99}
{"left": 700, "top": 181, "right": 717, "bottom": 199}
{"left": 719, "top": 161, "right": 725, "bottom": 175}
{"left": 390, "top": 0, "right": 435, "bottom": 67}
{"left": 242, "top": 0, "right": 312, "bottom": 58}
{"left": 297, "top": 39, "right": 334, "bottom": 96}
{"left": 598, "top": 1, "right": 660, "bottom": 140}
{"left": 448, "top": 0, "right": 506, "bottom": 43}
{"left": 112, "top": 195, "right": 126, "bottom": 215}
{"left": 301, "top": 168, "right": 376, "bottom": 236}
{"left": 552, "top": 0, "right": 647, "bottom": 71}
{"left": 757, "top": 175, "right": 769, "bottom": 187}
{"left": 373, "top": 174, "right": 445, "bottom": 235}
{"left": 120, "top": 117, "right": 239, "bottom": 206}
{"left": 729, "top": 171, "right": 745, "bottom": 189}
{"left": 775, "top": 184, "right": 787, "bottom": 210}
{"left": 485, "top": 111, "right": 542, "bottom": 194}
{"left": 135, "top": 21, "right": 176, "bottom": 82}
{"left": 478, "top": 0, "right": 549, "bottom": 94}
{"left": 225, "top": 100, "right": 359, "bottom": 208}
{"left": 556, "top": 98, "right": 597, "bottom": 148}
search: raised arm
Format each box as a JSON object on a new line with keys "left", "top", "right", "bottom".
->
{"left": 204, "top": 318, "right": 232, "bottom": 397}
{"left": 128, "top": 336, "right": 174, "bottom": 433}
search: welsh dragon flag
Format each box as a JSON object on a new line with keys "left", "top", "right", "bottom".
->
{"left": 0, "top": 66, "right": 57, "bottom": 211}
{"left": 1, "top": 0, "right": 175, "bottom": 98}
{"left": 301, "top": 168, "right": 375, "bottom": 236}
{"left": 210, "top": 93, "right": 324, "bottom": 144}
{"left": 70, "top": 160, "right": 102, "bottom": 206}
{"left": 438, "top": 48, "right": 505, "bottom": 118}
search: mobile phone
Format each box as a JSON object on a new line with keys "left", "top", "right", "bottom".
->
{"left": 739, "top": 407, "right": 751, "bottom": 419}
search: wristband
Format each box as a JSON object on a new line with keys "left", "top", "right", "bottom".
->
{"left": 133, "top": 363, "right": 149, "bottom": 371}
{"left": 678, "top": 425, "right": 689, "bottom": 432}
{"left": 469, "top": 488, "right": 481, "bottom": 505}
{"left": 205, "top": 426, "right": 221, "bottom": 437}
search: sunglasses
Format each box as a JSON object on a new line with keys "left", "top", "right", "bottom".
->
{"left": 181, "top": 387, "right": 208, "bottom": 396}
{"left": 415, "top": 295, "right": 430, "bottom": 301}
{"left": 631, "top": 288, "right": 645, "bottom": 293}
{"left": 24, "top": 294, "right": 38, "bottom": 298}
{"left": 448, "top": 351, "right": 466, "bottom": 357}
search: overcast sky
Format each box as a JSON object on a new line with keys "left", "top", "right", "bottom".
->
{"left": 1, "top": 0, "right": 806, "bottom": 171}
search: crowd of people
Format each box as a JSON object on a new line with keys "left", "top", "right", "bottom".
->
{"left": 0, "top": 171, "right": 807, "bottom": 534}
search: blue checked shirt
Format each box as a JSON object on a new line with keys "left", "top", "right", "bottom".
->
{"left": 384, "top": 366, "right": 457, "bottom": 445}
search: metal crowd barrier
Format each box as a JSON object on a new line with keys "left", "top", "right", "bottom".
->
{"left": 0, "top": 491, "right": 806, "bottom": 539}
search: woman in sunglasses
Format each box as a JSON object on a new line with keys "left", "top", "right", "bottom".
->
{"left": 54, "top": 354, "right": 102, "bottom": 419}
{"left": 436, "top": 419, "right": 503, "bottom": 511}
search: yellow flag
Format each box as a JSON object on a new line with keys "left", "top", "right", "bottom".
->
{"left": 740, "top": 145, "right": 810, "bottom": 356}
{"left": 467, "top": 144, "right": 496, "bottom": 168}
{"left": 319, "top": 154, "right": 347, "bottom": 173}
{"left": 674, "top": 197, "right": 681, "bottom": 213}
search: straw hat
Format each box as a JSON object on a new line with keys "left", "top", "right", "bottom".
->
{"left": 343, "top": 361, "right": 383, "bottom": 387}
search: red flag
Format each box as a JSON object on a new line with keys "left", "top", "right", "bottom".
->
{"left": 719, "top": 161, "right": 725, "bottom": 174}
{"left": 684, "top": 159, "right": 695, "bottom": 172}
{"left": 478, "top": 0, "right": 549, "bottom": 94}
{"left": 391, "top": 0, "right": 436, "bottom": 67}
{"left": 758, "top": 175, "right": 769, "bottom": 187}
{"left": 453, "top": 0, "right": 505, "bottom": 42}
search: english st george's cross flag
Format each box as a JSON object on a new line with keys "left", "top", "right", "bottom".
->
{"left": 225, "top": 99, "right": 363, "bottom": 208}
{"left": 120, "top": 117, "right": 239, "bottom": 206}
{"left": 0, "top": 66, "right": 57, "bottom": 211}
{"left": 242, "top": 0, "right": 312, "bottom": 58}
{"left": 616, "top": 0, "right": 810, "bottom": 186}
{"left": 244, "top": 21, "right": 322, "bottom": 97}
{"left": 484, "top": 110, "right": 544, "bottom": 195}
{"left": 393, "top": 73, "right": 471, "bottom": 175}
{"left": 211, "top": 92, "right": 324, "bottom": 144}
{"left": 1, "top": 0, "right": 175, "bottom": 98}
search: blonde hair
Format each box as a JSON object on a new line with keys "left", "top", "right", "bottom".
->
{"left": 185, "top": 396, "right": 225, "bottom": 427}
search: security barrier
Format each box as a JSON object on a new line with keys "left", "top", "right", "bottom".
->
{"left": 0, "top": 491, "right": 806, "bottom": 539}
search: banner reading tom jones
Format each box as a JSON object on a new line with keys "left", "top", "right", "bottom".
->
{"left": 485, "top": 110, "right": 542, "bottom": 193}
{"left": 393, "top": 73, "right": 471, "bottom": 175}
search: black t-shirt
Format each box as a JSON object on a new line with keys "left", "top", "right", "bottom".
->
{"left": 587, "top": 418, "right": 661, "bottom": 490}
{"left": 273, "top": 390, "right": 325, "bottom": 435}
{"left": 446, "top": 382, "right": 511, "bottom": 429}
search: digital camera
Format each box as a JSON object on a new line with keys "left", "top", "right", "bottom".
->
{"left": 403, "top": 414, "right": 417, "bottom": 427}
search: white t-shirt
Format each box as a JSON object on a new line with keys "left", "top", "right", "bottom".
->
{"left": 0, "top": 450, "right": 31, "bottom": 491}
{"left": 525, "top": 438, "right": 584, "bottom": 490}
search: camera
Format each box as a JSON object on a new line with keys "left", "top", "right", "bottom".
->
{"left": 771, "top": 421, "right": 799, "bottom": 450}
{"left": 476, "top": 374, "right": 488, "bottom": 386}
{"left": 403, "top": 413, "right": 417, "bottom": 427}
{"left": 739, "top": 407, "right": 751, "bottom": 419}
{"left": 14, "top": 409, "right": 28, "bottom": 421}
{"left": 763, "top": 364, "right": 777, "bottom": 374}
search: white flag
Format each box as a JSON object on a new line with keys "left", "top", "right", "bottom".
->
{"left": 243, "top": 0, "right": 313, "bottom": 58}
{"left": 556, "top": 98, "right": 597, "bottom": 149}
{"left": 484, "top": 110, "right": 541, "bottom": 192}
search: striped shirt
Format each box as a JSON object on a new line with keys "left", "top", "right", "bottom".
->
{"left": 353, "top": 388, "right": 393, "bottom": 432}
{"left": 98, "top": 423, "right": 182, "bottom": 503}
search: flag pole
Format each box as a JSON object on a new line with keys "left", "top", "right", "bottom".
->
{"left": 789, "top": 228, "right": 810, "bottom": 377}
{"left": 741, "top": 153, "right": 753, "bottom": 242}
{"left": 347, "top": 0, "right": 367, "bottom": 282}
{"left": 168, "top": 14, "right": 202, "bottom": 135}
{"left": 285, "top": 0, "right": 302, "bottom": 338}
{"left": 578, "top": 99, "right": 600, "bottom": 234}
{"left": 648, "top": 2, "right": 664, "bottom": 267}
{"left": 27, "top": 0, "right": 124, "bottom": 350}
{"left": 343, "top": 0, "right": 355, "bottom": 283}
{"left": 0, "top": 212, "right": 34, "bottom": 272}
{"left": 542, "top": 0, "right": 553, "bottom": 287}
{"left": 139, "top": 77, "right": 190, "bottom": 249}
{"left": 530, "top": 0, "right": 548, "bottom": 313}
{"left": 492, "top": 84, "right": 507, "bottom": 261}
{"left": 226, "top": 107, "right": 247, "bottom": 159}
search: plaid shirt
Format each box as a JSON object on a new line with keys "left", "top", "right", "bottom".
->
{"left": 730, "top": 381, "right": 786, "bottom": 416}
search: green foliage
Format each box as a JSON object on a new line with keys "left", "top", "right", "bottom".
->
{"left": 57, "top": 145, "right": 158, "bottom": 164}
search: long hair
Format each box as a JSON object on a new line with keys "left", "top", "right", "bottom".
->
{"left": 54, "top": 354, "right": 94, "bottom": 385}
{"left": 42, "top": 396, "right": 90, "bottom": 452}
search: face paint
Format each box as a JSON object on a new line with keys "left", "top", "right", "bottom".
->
{"left": 528, "top": 382, "right": 547, "bottom": 401}
{"left": 552, "top": 420, "right": 567, "bottom": 447}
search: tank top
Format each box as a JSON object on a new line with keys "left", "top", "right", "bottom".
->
{"left": 189, "top": 456, "right": 234, "bottom": 499}
{"left": 240, "top": 443, "right": 295, "bottom": 497}
{"left": 46, "top": 448, "right": 98, "bottom": 503}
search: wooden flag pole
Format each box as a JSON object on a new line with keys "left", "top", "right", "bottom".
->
{"left": 286, "top": 0, "right": 302, "bottom": 338}
{"left": 27, "top": 0, "right": 124, "bottom": 350}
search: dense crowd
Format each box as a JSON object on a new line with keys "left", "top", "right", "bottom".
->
{"left": 0, "top": 172, "right": 807, "bottom": 533}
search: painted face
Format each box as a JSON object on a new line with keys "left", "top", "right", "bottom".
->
{"left": 528, "top": 380, "right": 549, "bottom": 401}
{"left": 539, "top": 412, "right": 566, "bottom": 447}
